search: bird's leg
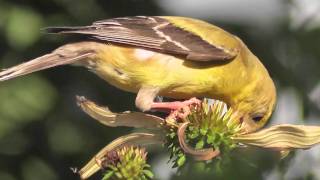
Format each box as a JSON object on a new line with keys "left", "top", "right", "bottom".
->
{"left": 151, "top": 97, "right": 201, "bottom": 120}
{"left": 151, "top": 97, "right": 201, "bottom": 110}
{"left": 135, "top": 87, "right": 201, "bottom": 120}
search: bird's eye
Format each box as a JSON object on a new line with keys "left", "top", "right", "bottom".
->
{"left": 252, "top": 115, "right": 264, "bottom": 122}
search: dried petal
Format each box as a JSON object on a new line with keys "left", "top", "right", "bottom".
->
{"left": 233, "top": 124, "right": 320, "bottom": 150}
{"left": 76, "top": 96, "right": 163, "bottom": 128}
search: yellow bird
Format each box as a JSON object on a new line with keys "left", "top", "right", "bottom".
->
{"left": 0, "top": 16, "right": 276, "bottom": 133}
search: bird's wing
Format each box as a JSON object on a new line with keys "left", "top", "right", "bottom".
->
{"left": 45, "top": 16, "right": 237, "bottom": 62}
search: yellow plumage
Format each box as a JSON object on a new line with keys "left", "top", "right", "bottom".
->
{"left": 0, "top": 16, "right": 276, "bottom": 133}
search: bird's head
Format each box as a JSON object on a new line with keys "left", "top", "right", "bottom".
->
{"left": 232, "top": 72, "right": 277, "bottom": 134}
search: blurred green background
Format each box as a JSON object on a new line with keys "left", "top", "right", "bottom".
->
{"left": 0, "top": 0, "right": 320, "bottom": 180}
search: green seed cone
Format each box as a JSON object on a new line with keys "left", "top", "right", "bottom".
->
{"left": 102, "top": 146, "right": 154, "bottom": 180}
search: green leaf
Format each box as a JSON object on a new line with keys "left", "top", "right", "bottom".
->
{"left": 214, "top": 133, "right": 221, "bottom": 144}
{"left": 206, "top": 134, "right": 215, "bottom": 144}
{"left": 167, "top": 143, "right": 174, "bottom": 149}
{"left": 188, "top": 129, "right": 199, "bottom": 139}
{"left": 169, "top": 151, "right": 174, "bottom": 159}
{"left": 143, "top": 170, "right": 154, "bottom": 179}
{"left": 115, "top": 172, "right": 123, "bottom": 179}
{"left": 177, "top": 155, "right": 186, "bottom": 167}
{"left": 200, "top": 128, "right": 208, "bottom": 136}
{"left": 102, "top": 171, "right": 114, "bottom": 180}
{"left": 169, "top": 132, "right": 176, "bottom": 139}
{"left": 195, "top": 139, "right": 204, "bottom": 150}
{"left": 172, "top": 146, "right": 177, "bottom": 153}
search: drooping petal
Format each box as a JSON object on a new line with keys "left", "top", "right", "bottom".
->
{"left": 233, "top": 124, "right": 320, "bottom": 150}
{"left": 76, "top": 96, "right": 163, "bottom": 128}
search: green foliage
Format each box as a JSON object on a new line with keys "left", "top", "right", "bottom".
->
{"left": 21, "top": 157, "right": 58, "bottom": 180}
{"left": 5, "top": 7, "right": 43, "bottom": 50}
{"left": 48, "top": 121, "right": 87, "bottom": 154}
{"left": 0, "top": 75, "right": 57, "bottom": 138}
{"left": 166, "top": 130, "right": 186, "bottom": 168}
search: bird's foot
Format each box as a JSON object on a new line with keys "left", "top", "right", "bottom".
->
{"left": 167, "top": 106, "right": 191, "bottom": 121}
{"left": 151, "top": 97, "right": 201, "bottom": 121}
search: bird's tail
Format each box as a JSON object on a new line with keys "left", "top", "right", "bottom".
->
{"left": 0, "top": 42, "right": 95, "bottom": 81}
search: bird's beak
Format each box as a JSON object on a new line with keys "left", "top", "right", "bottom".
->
{"left": 231, "top": 111, "right": 259, "bottom": 134}
{"left": 240, "top": 122, "right": 257, "bottom": 134}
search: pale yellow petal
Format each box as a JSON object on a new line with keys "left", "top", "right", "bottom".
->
{"left": 233, "top": 124, "right": 320, "bottom": 150}
{"left": 76, "top": 96, "right": 163, "bottom": 128}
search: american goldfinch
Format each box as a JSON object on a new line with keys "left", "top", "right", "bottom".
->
{"left": 0, "top": 16, "right": 276, "bottom": 133}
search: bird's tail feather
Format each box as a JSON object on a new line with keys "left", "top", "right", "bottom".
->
{"left": 0, "top": 43, "right": 94, "bottom": 81}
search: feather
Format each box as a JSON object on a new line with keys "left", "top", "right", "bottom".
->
{"left": 44, "top": 16, "right": 236, "bottom": 62}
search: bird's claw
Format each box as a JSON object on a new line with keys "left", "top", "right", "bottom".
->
{"left": 167, "top": 98, "right": 201, "bottom": 122}
{"left": 150, "top": 97, "right": 201, "bottom": 121}
{"left": 182, "top": 97, "right": 202, "bottom": 107}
